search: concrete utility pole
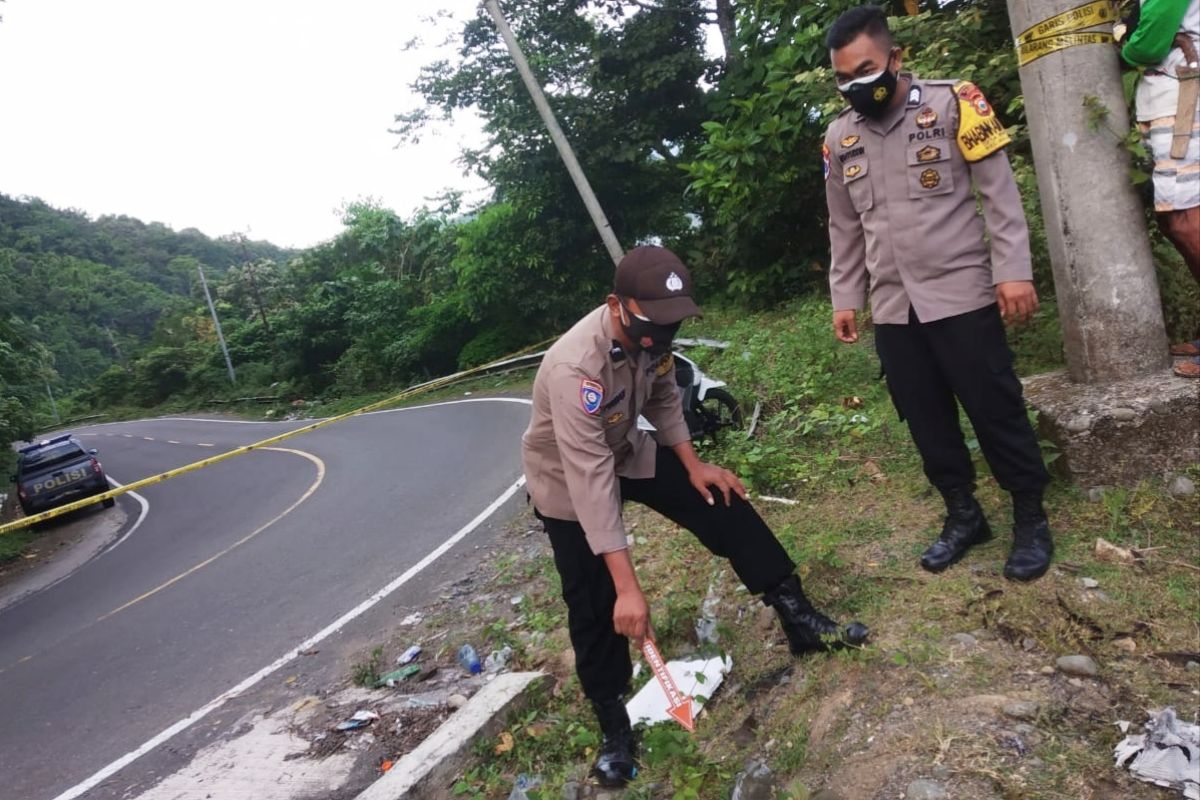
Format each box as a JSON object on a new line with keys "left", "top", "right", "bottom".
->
{"left": 197, "top": 264, "right": 237, "bottom": 385}
{"left": 1007, "top": 0, "right": 1196, "bottom": 488}
{"left": 482, "top": 0, "right": 625, "bottom": 266}
{"left": 44, "top": 379, "right": 60, "bottom": 425}
{"left": 1006, "top": 0, "right": 1170, "bottom": 383}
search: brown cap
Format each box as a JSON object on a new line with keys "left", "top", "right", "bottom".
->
{"left": 613, "top": 245, "right": 702, "bottom": 324}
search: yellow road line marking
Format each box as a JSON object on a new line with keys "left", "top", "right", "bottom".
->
{"left": 96, "top": 448, "right": 325, "bottom": 623}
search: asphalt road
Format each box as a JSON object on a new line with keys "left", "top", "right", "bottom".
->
{"left": 0, "top": 399, "right": 531, "bottom": 800}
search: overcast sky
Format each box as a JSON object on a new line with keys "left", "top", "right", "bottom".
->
{"left": 0, "top": 0, "right": 489, "bottom": 249}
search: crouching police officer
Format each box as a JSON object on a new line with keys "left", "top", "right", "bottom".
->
{"left": 523, "top": 245, "right": 868, "bottom": 788}
{"left": 823, "top": 7, "right": 1054, "bottom": 581}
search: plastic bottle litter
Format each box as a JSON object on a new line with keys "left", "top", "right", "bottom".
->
{"left": 397, "top": 645, "right": 422, "bottom": 665}
{"left": 376, "top": 664, "right": 421, "bottom": 687}
{"left": 458, "top": 644, "right": 482, "bottom": 675}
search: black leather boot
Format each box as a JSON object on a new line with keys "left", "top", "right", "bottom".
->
{"left": 762, "top": 575, "right": 869, "bottom": 654}
{"left": 920, "top": 486, "right": 993, "bottom": 572}
{"left": 590, "top": 697, "right": 637, "bottom": 788}
{"left": 1004, "top": 490, "right": 1054, "bottom": 581}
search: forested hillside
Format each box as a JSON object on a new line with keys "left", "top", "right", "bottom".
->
{"left": 2, "top": 0, "right": 1196, "bottom": 448}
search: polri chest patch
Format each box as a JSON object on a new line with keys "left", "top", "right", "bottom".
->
{"left": 580, "top": 380, "right": 605, "bottom": 415}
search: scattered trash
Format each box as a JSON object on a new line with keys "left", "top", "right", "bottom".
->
{"left": 458, "top": 644, "right": 482, "bottom": 675}
{"left": 1079, "top": 577, "right": 1099, "bottom": 589}
{"left": 335, "top": 710, "right": 379, "bottom": 732}
{"left": 626, "top": 653, "right": 733, "bottom": 727}
{"left": 1095, "top": 537, "right": 1140, "bottom": 565}
{"left": 376, "top": 665, "right": 421, "bottom": 687}
{"left": 494, "top": 730, "right": 515, "bottom": 754}
{"left": 485, "top": 645, "right": 514, "bottom": 674}
{"left": 695, "top": 582, "right": 721, "bottom": 645}
{"left": 730, "top": 760, "right": 776, "bottom": 800}
{"left": 510, "top": 594, "right": 524, "bottom": 606}
{"left": 405, "top": 696, "right": 441, "bottom": 710}
{"left": 400, "top": 612, "right": 423, "bottom": 626}
{"left": 380, "top": 759, "right": 394, "bottom": 773}
{"left": 507, "top": 774, "right": 542, "bottom": 800}
{"left": 397, "top": 645, "right": 422, "bottom": 665}
{"left": 1114, "top": 708, "right": 1200, "bottom": 799}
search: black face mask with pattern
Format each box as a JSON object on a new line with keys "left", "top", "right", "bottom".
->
{"left": 839, "top": 67, "right": 898, "bottom": 119}
{"left": 620, "top": 302, "right": 680, "bottom": 356}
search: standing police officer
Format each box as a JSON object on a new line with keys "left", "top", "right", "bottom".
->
{"left": 523, "top": 245, "right": 867, "bottom": 788}
{"left": 822, "top": 7, "right": 1054, "bottom": 581}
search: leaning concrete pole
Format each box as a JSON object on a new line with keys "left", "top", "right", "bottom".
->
{"left": 483, "top": 0, "right": 625, "bottom": 266}
{"left": 1006, "top": 0, "right": 1170, "bottom": 383}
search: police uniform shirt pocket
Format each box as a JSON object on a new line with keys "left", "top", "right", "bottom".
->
{"left": 843, "top": 159, "right": 873, "bottom": 213}
{"left": 905, "top": 143, "right": 954, "bottom": 199}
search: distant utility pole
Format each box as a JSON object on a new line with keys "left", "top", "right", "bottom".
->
{"left": 483, "top": 0, "right": 625, "bottom": 266}
{"left": 196, "top": 264, "right": 237, "bottom": 385}
{"left": 44, "top": 379, "right": 60, "bottom": 425}
{"left": 104, "top": 324, "right": 125, "bottom": 365}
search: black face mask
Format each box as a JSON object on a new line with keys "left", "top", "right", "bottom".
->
{"left": 839, "top": 67, "right": 898, "bottom": 119}
{"left": 620, "top": 302, "right": 680, "bottom": 356}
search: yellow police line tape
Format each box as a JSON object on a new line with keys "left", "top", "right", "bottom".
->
{"left": 1015, "top": 0, "right": 1117, "bottom": 68}
{"left": 1015, "top": 0, "right": 1116, "bottom": 46}
{"left": 1, "top": 337, "right": 558, "bottom": 537}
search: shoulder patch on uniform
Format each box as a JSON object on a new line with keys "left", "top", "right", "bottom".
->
{"left": 953, "top": 80, "right": 1011, "bottom": 162}
{"left": 907, "top": 84, "right": 922, "bottom": 106}
{"left": 580, "top": 379, "right": 604, "bottom": 415}
{"left": 822, "top": 142, "right": 831, "bottom": 181}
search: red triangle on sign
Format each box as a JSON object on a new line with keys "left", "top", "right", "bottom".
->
{"left": 667, "top": 699, "right": 695, "bottom": 732}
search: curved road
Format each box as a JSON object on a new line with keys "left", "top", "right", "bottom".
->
{"left": 0, "top": 399, "right": 531, "bottom": 800}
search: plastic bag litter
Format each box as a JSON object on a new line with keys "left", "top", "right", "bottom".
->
{"left": 695, "top": 582, "right": 721, "bottom": 645}
{"left": 507, "top": 773, "right": 541, "bottom": 800}
{"left": 335, "top": 709, "right": 379, "bottom": 732}
{"left": 1113, "top": 708, "right": 1200, "bottom": 799}
{"left": 485, "top": 645, "right": 514, "bottom": 674}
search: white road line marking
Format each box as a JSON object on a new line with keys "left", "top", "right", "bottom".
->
{"left": 167, "top": 440, "right": 181, "bottom": 445}
{"left": 196, "top": 443, "right": 214, "bottom": 447}
{"left": 51, "top": 474, "right": 526, "bottom": 800}
{"left": 103, "top": 475, "right": 151, "bottom": 554}
{"left": 122, "top": 434, "right": 133, "bottom": 438}
{"left": 142, "top": 437, "right": 154, "bottom": 441}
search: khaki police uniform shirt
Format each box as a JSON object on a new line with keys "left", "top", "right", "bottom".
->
{"left": 522, "top": 305, "right": 692, "bottom": 555}
{"left": 825, "top": 75, "right": 1034, "bottom": 324}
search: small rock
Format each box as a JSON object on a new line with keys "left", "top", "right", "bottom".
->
{"left": 596, "top": 794, "right": 615, "bottom": 800}
{"left": 1112, "top": 638, "right": 1136, "bottom": 653}
{"left": 730, "top": 760, "right": 776, "bottom": 800}
{"left": 1065, "top": 414, "right": 1094, "bottom": 434}
{"left": 1079, "top": 577, "right": 1099, "bottom": 589}
{"left": 1068, "top": 677, "right": 1086, "bottom": 688}
{"left": 1057, "top": 655, "right": 1099, "bottom": 677}
{"left": 1086, "top": 487, "right": 1107, "bottom": 502}
{"left": 1022, "top": 637, "right": 1037, "bottom": 652}
{"left": 930, "top": 764, "right": 951, "bottom": 780}
{"left": 971, "top": 628, "right": 995, "bottom": 641}
{"left": 1110, "top": 407, "right": 1136, "bottom": 422}
{"left": 1167, "top": 475, "right": 1196, "bottom": 497}
{"left": 1040, "top": 665, "right": 1056, "bottom": 676}
{"left": 447, "top": 693, "right": 468, "bottom": 709}
{"left": 950, "top": 633, "right": 978, "bottom": 648}
{"left": 905, "top": 779, "right": 949, "bottom": 800}
{"left": 1014, "top": 723, "right": 1036, "bottom": 736}
{"left": 561, "top": 781, "right": 581, "bottom": 800}
{"left": 1186, "top": 661, "right": 1200, "bottom": 673}
{"left": 1003, "top": 700, "right": 1039, "bottom": 721}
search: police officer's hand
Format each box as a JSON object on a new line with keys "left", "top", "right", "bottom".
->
{"left": 688, "top": 461, "right": 749, "bottom": 507}
{"left": 833, "top": 310, "right": 859, "bottom": 343}
{"left": 996, "top": 281, "right": 1039, "bottom": 325}
{"left": 613, "top": 587, "right": 654, "bottom": 646}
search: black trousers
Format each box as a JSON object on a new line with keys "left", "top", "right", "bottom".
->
{"left": 874, "top": 304, "right": 1049, "bottom": 495}
{"left": 539, "top": 446, "right": 796, "bottom": 703}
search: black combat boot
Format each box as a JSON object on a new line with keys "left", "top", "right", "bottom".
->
{"left": 920, "top": 486, "right": 993, "bottom": 572}
{"left": 1004, "top": 490, "right": 1054, "bottom": 581}
{"left": 763, "top": 574, "right": 869, "bottom": 655}
{"left": 590, "top": 697, "right": 637, "bottom": 788}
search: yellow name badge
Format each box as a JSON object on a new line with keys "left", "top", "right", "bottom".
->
{"left": 954, "top": 81, "right": 1011, "bottom": 162}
